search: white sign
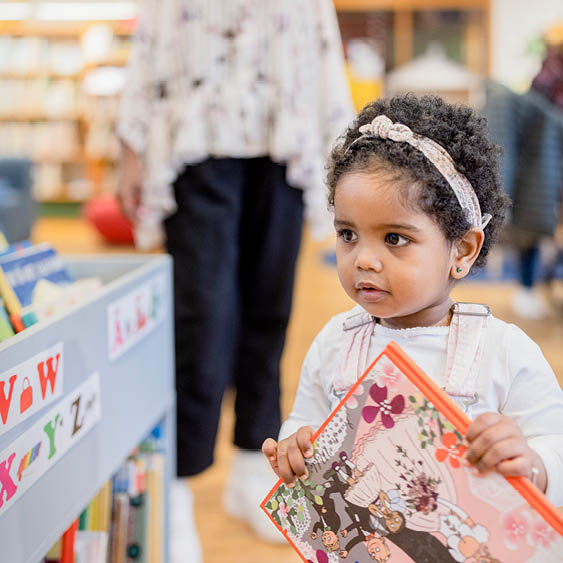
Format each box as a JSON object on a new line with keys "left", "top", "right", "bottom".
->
{"left": 0, "top": 342, "right": 64, "bottom": 436}
{"left": 0, "top": 372, "right": 101, "bottom": 518}
{"left": 107, "top": 274, "right": 167, "bottom": 361}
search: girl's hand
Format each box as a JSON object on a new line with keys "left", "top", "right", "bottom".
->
{"left": 261, "top": 426, "right": 315, "bottom": 487}
{"left": 462, "top": 412, "right": 546, "bottom": 492}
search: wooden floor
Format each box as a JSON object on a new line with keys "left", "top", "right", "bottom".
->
{"left": 33, "top": 217, "right": 563, "bottom": 563}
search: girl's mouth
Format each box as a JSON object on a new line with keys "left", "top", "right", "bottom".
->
{"left": 357, "top": 287, "right": 389, "bottom": 302}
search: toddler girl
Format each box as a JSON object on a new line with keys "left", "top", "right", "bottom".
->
{"left": 262, "top": 94, "right": 563, "bottom": 506}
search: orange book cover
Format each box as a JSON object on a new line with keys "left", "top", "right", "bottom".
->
{"left": 61, "top": 518, "right": 79, "bottom": 563}
{"left": 262, "top": 341, "right": 563, "bottom": 562}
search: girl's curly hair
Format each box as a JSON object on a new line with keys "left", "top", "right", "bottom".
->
{"left": 326, "top": 94, "right": 511, "bottom": 269}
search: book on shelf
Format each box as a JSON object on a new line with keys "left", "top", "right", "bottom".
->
{"left": 61, "top": 518, "right": 79, "bottom": 563}
{"left": 145, "top": 452, "right": 165, "bottom": 562}
{"left": 43, "top": 431, "right": 165, "bottom": 563}
{"left": 74, "top": 531, "right": 109, "bottom": 563}
{"left": 125, "top": 493, "right": 148, "bottom": 563}
{"left": 80, "top": 479, "right": 112, "bottom": 533}
{"left": 0, "top": 241, "right": 103, "bottom": 334}
{"left": 0, "top": 241, "right": 73, "bottom": 308}
{"left": 109, "top": 493, "right": 130, "bottom": 563}
{"left": 262, "top": 341, "right": 563, "bottom": 563}
{"left": 45, "top": 518, "right": 79, "bottom": 563}
{"left": 0, "top": 296, "right": 15, "bottom": 341}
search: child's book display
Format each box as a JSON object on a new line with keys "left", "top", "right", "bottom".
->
{"left": 262, "top": 342, "right": 563, "bottom": 562}
{"left": 0, "top": 242, "right": 73, "bottom": 307}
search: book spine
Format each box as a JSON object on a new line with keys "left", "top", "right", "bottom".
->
{"left": 125, "top": 493, "right": 147, "bottom": 562}
{"left": 0, "top": 297, "right": 15, "bottom": 341}
{"left": 109, "top": 493, "right": 130, "bottom": 563}
{"left": 78, "top": 507, "right": 89, "bottom": 531}
{"left": 60, "top": 518, "right": 79, "bottom": 563}
{"left": 145, "top": 453, "right": 164, "bottom": 563}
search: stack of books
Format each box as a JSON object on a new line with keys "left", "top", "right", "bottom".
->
{"left": 43, "top": 428, "right": 166, "bottom": 563}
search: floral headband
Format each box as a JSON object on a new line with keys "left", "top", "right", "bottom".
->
{"left": 348, "top": 115, "right": 492, "bottom": 230}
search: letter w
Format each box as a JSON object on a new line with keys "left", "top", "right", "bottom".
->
{"left": 38, "top": 353, "right": 61, "bottom": 399}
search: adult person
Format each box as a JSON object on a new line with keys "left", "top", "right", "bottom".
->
{"left": 117, "top": 0, "right": 353, "bottom": 545}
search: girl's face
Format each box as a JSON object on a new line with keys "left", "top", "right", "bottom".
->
{"left": 334, "top": 172, "right": 457, "bottom": 329}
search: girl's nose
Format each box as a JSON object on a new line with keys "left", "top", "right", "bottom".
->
{"left": 354, "top": 245, "right": 383, "bottom": 272}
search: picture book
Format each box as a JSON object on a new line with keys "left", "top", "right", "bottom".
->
{"left": 0, "top": 242, "right": 73, "bottom": 307}
{"left": 262, "top": 341, "right": 563, "bottom": 563}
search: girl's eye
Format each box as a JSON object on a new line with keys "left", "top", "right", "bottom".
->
{"left": 338, "top": 229, "right": 357, "bottom": 243}
{"left": 385, "top": 233, "right": 409, "bottom": 247}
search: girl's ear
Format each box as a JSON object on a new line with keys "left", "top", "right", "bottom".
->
{"left": 451, "top": 227, "right": 485, "bottom": 279}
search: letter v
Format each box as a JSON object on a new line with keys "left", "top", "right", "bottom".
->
{"left": 0, "top": 375, "right": 17, "bottom": 425}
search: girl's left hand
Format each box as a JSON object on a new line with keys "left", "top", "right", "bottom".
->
{"left": 462, "top": 412, "right": 547, "bottom": 492}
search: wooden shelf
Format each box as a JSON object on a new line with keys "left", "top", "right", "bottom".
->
{"left": 83, "top": 55, "right": 130, "bottom": 69}
{"left": 0, "top": 71, "right": 81, "bottom": 80}
{"left": 0, "top": 113, "right": 80, "bottom": 122}
{"left": 33, "top": 155, "right": 85, "bottom": 164}
{"left": 0, "top": 63, "right": 128, "bottom": 80}
{"left": 0, "top": 18, "right": 133, "bottom": 204}
{"left": 0, "top": 20, "right": 136, "bottom": 37}
{"left": 335, "top": 0, "right": 489, "bottom": 10}
{"left": 335, "top": 0, "right": 491, "bottom": 74}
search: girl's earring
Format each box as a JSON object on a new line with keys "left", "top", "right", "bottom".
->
{"left": 456, "top": 266, "right": 463, "bottom": 274}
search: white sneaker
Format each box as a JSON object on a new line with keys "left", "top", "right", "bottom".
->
{"left": 170, "top": 478, "right": 202, "bottom": 563}
{"left": 223, "top": 450, "right": 285, "bottom": 543}
{"left": 511, "top": 286, "right": 549, "bottom": 319}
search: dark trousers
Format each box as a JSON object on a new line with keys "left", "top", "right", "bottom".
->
{"left": 164, "top": 157, "right": 304, "bottom": 476}
{"left": 519, "top": 245, "right": 539, "bottom": 287}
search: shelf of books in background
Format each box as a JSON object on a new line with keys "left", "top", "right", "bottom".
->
{"left": 0, "top": 11, "right": 135, "bottom": 204}
{"left": 0, "top": 230, "right": 103, "bottom": 341}
{"left": 43, "top": 425, "right": 165, "bottom": 563}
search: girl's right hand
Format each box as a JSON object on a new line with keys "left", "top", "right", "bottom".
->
{"left": 261, "top": 426, "right": 315, "bottom": 487}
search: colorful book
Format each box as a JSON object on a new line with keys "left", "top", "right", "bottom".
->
{"left": 0, "top": 242, "right": 73, "bottom": 307}
{"left": 126, "top": 493, "right": 148, "bottom": 562}
{"left": 74, "top": 531, "right": 109, "bottom": 563}
{"left": 109, "top": 492, "right": 130, "bottom": 563}
{"left": 97, "top": 479, "right": 113, "bottom": 534}
{"left": 20, "top": 277, "right": 102, "bottom": 322}
{"left": 145, "top": 452, "right": 164, "bottom": 563}
{"left": 0, "top": 238, "right": 32, "bottom": 257}
{"left": 44, "top": 537, "right": 62, "bottom": 562}
{"left": 262, "top": 341, "right": 563, "bottom": 562}
{"left": 61, "top": 518, "right": 79, "bottom": 563}
{"left": 78, "top": 506, "right": 90, "bottom": 531}
{"left": 0, "top": 296, "right": 14, "bottom": 341}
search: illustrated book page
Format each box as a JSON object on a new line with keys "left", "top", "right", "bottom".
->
{"left": 261, "top": 341, "right": 563, "bottom": 563}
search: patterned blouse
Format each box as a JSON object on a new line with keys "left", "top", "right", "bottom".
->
{"left": 118, "top": 0, "right": 354, "bottom": 248}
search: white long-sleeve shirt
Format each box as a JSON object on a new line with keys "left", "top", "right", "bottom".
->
{"left": 118, "top": 0, "right": 354, "bottom": 248}
{"left": 280, "top": 306, "right": 563, "bottom": 505}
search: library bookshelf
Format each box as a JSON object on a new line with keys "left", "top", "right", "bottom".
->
{"left": 0, "top": 18, "right": 135, "bottom": 204}
{"left": 0, "top": 254, "right": 174, "bottom": 562}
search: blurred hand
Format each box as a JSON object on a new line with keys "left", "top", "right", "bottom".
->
{"left": 117, "top": 141, "right": 143, "bottom": 222}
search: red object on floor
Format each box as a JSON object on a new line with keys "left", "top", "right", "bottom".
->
{"left": 83, "top": 196, "right": 135, "bottom": 244}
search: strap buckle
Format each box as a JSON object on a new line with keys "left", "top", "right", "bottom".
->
{"left": 451, "top": 302, "right": 491, "bottom": 317}
{"left": 447, "top": 391, "right": 480, "bottom": 413}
